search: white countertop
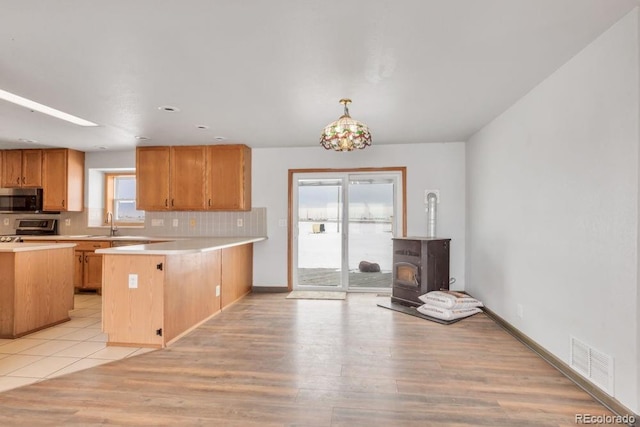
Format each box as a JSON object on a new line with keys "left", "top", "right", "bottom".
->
{"left": 20, "top": 235, "right": 170, "bottom": 242}
{"left": 95, "top": 236, "right": 266, "bottom": 255}
{"left": 0, "top": 242, "right": 77, "bottom": 252}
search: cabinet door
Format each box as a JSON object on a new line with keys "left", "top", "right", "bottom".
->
{"left": 22, "top": 150, "right": 42, "bottom": 187}
{"left": 84, "top": 252, "right": 103, "bottom": 289}
{"left": 206, "top": 145, "right": 251, "bottom": 210}
{"left": 170, "top": 146, "right": 206, "bottom": 210}
{"left": 2, "top": 150, "right": 22, "bottom": 188}
{"left": 136, "top": 147, "right": 171, "bottom": 210}
{"left": 42, "top": 149, "right": 67, "bottom": 210}
{"left": 74, "top": 250, "right": 84, "bottom": 288}
{"left": 42, "top": 149, "right": 84, "bottom": 212}
{"left": 103, "top": 254, "right": 165, "bottom": 347}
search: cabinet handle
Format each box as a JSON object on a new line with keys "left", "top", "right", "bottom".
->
{"left": 62, "top": 199, "right": 65, "bottom": 207}
{"left": 84, "top": 255, "right": 88, "bottom": 263}
{"left": 165, "top": 199, "right": 168, "bottom": 207}
{"left": 16, "top": 177, "right": 20, "bottom": 184}
{"left": 171, "top": 199, "right": 174, "bottom": 207}
{"left": 78, "top": 255, "right": 82, "bottom": 263}
{"left": 208, "top": 199, "right": 211, "bottom": 207}
{"left": 21, "top": 177, "right": 25, "bottom": 184}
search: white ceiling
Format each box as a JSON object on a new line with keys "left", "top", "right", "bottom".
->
{"left": 0, "top": 0, "right": 638, "bottom": 152}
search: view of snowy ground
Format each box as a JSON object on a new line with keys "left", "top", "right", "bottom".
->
{"left": 297, "top": 221, "right": 393, "bottom": 272}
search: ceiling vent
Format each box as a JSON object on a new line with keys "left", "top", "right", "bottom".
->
{"left": 570, "top": 336, "right": 614, "bottom": 394}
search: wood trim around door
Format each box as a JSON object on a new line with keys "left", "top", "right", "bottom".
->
{"left": 287, "top": 167, "right": 407, "bottom": 291}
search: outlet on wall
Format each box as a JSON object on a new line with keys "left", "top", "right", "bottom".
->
{"left": 65, "top": 218, "right": 71, "bottom": 226}
{"left": 128, "top": 274, "right": 138, "bottom": 289}
{"left": 172, "top": 219, "right": 179, "bottom": 227}
{"left": 3, "top": 218, "right": 9, "bottom": 226}
{"left": 237, "top": 218, "right": 243, "bottom": 227}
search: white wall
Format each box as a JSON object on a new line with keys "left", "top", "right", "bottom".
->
{"left": 466, "top": 9, "right": 639, "bottom": 413}
{"left": 252, "top": 142, "right": 466, "bottom": 289}
{"left": 84, "top": 149, "right": 135, "bottom": 207}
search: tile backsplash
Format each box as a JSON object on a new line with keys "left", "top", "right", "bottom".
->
{"left": 0, "top": 208, "right": 267, "bottom": 238}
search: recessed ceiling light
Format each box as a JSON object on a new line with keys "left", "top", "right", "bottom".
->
{"left": 95, "top": 146, "right": 108, "bottom": 150}
{"left": 0, "top": 89, "right": 98, "bottom": 127}
{"left": 214, "top": 136, "right": 226, "bottom": 141}
{"left": 18, "top": 138, "right": 38, "bottom": 143}
{"left": 158, "top": 105, "right": 180, "bottom": 112}
{"left": 135, "top": 135, "right": 150, "bottom": 141}
{"left": 196, "top": 125, "right": 209, "bottom": 130}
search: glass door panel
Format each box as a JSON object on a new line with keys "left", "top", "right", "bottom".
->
{"left": 293, "top": 171, "right": 402, "bottom": 292}
{"left": 347, "top": 175, "right": 395, "bottom": 291}
{"left": 295, "top": 177, "right": 345, "bottom": 289}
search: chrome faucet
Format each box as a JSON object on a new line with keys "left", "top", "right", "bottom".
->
{"left": 106, "top": 211, "right": 118, "bottom": 236}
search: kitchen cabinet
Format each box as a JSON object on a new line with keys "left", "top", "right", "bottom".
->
{"left": 221, "top": 243, "right": 253, "bottom": 308}
{"left": 171, "top": 146, "right": 207, "bottom": 210}
{"left": 1, "top": 149, "right": 42, "bottom": 188}
{"left": 136, "top": 144, "right": 250, "bottom": 211}
{"left": 0, "top": 244, "right": 74, "bottom": 338}
{"left": 103, "top": 249, "right": 223, "bottom": 348}
{"left": 73, "top": 240, "right": 110, "bottom": 293}
{"left": 136, "top": 146, "right": 206, "bottom": 210}
{"left": 136, "top": 146, "right": 170, "bottom": 210}
{"left": 206, "top": 144, "right": 251, "bottom": 211}
{"left": 42, "top": 149, "right": 84, "bottom": 212}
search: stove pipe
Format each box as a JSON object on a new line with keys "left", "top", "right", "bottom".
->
{"left": 426, "top": 192, "right": 437, "bottom": 237}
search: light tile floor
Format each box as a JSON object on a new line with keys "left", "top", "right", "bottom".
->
{"left": 0, "top": 293, "right": 155, "bottom": 393}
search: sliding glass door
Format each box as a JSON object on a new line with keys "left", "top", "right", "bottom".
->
{"left": 292, "top": 171, "right": 402, "bottom": 292}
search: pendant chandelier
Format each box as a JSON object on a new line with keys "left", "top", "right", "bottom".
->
{"left": 320, "top": 98, "right": 372, "bottom": 151}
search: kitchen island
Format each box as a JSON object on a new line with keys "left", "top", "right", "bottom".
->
{"left": 97, "top": 237, "right": 265, "bottom": 348}
{"left": 0, "top": 242, "right": 76, "bottom": 338}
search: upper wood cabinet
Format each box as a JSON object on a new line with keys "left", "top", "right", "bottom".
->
{"left": 42, "top": 149, "right": 84, "bottom": 211}
{"left": 206, "top": 145, "right": 251, "bottom": 211}
{"left": 136, "top": 146, "right": 171, "bottom": 210}
{"left": 1, "top": 149, "right": 43, "bottom": 188}
{"left": 136, "top": 146, "right": 207, "bottom": 210}
{"left": 137, "top": 144, "right": 250, "bottom": 211}
{"left": 170, "top": 146, "right": 206, "bottom": 210}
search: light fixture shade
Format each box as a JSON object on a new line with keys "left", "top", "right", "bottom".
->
{"left": 320, "top": 99, "right": 372, "bottom": 151}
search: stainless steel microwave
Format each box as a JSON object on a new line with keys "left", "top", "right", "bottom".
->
{"left": 0, "top": 188, "right": 44, "bottom": 213}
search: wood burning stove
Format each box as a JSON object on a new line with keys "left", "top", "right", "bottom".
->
{"left": 391, "top": 237, "right": 450, "bottom": 306}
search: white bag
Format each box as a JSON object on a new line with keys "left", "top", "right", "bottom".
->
{"left": 417, "top": 304, "right": 482, "bottom": 321}
{"left": 418, "top": 290, "right": 483, "bottom": 309}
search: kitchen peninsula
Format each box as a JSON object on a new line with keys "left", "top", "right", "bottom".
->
{"left": 97, "top": 236, "right": 265, "bottom": 348}
{"left": 0, "top": 242, "right": 76, "bottom": 338}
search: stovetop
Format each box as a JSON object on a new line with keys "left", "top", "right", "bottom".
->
{"left": 0, "top": 235, "right": 23, "bottom": 242}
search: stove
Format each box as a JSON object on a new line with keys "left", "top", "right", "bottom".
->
{"left": 0, "top": 218, "right": 58, "bottom": 242}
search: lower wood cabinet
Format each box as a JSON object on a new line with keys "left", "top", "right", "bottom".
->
{"left": 72, "top": 241, "right": 111, "bottom": 293}
{"left": 0, "top": 246, "right": 74, "bottom": 338}
{"left": 102, "top": 243, "right": 254, "bottom": 348}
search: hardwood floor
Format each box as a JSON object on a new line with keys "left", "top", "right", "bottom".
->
{"left": 0, "top": 293, "right": 615, "bottom": 426}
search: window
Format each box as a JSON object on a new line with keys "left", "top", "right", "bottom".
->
{"left": 105, "top": 173, "right": 144, "bottom": 224}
